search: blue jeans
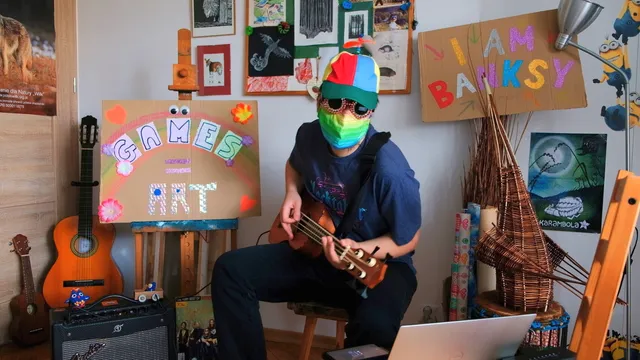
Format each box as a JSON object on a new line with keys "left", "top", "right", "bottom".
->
{"left": 211, "top": 242, "right": 417, "bottom": 360}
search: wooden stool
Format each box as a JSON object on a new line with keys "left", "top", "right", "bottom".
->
{"left": 287, "top": 302, "right": 349, "bottom": 360}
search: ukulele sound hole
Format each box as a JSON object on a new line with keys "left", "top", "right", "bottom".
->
{"left": 26, "top": 304, "right": 37, "bottom": 315}
{"left": 71, "top": 234, "right": 99, "bottom": 257}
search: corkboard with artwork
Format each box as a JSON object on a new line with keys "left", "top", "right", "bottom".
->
{"left": 243, "top": 0, "right": 414, "bottom": 95}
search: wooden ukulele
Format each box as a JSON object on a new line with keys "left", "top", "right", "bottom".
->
{"left": 43, "top": 116, "right": 124, "bottom": 308}
{"left": 268, "top": 191, "right": 387, "bottom": 289}
{"left": 8, "top": 234, "right": 50, "bottom": 347}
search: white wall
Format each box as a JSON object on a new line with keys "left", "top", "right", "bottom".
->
{"left": 78, "top": 0, "right": 639, "bottom": 338}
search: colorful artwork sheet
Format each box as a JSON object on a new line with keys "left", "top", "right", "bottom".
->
{"left": 528, "top": 132, "right": 607, "bottom": 234}
{"left": 99, "top": 100, "right": 261, "bottom": 223}
{"left": 417, "top": 9, "right": 587, "bottom": 122}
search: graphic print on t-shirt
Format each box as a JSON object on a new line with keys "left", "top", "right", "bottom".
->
{"left": 310, "top": 173, "right": 347, "bottom": 216}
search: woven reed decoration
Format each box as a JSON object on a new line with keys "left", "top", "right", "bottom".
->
{"left": 474, "top": 77, "right": 553, "bottom": 312}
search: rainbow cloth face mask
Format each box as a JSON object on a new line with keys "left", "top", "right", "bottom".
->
{"left": 318, "top": 99, "right": 372, "bottom": 149}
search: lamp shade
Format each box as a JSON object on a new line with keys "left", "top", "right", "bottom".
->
{"left": 555, "top": 0, "right": 604, "bottom": 49}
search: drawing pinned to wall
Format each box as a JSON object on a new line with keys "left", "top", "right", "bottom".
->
{"left": 197, "top": 45, "right": 231, "bottom": 96}
{"left": 99, "top": 100, "right": 261, "bottom": 223}
{"left": 248, "top": 26, "right": 294, "bottom": 77}
{"left": 294, "top": 0, "right": 339, "bottom": 46}
{"left": 345, "top": 11, "right": 369, "bottom": 39}
{"left": 249, "top": 0, "right": 286, "bottom": 27}
{"left": 0, "top": 0, "right": 56, "bottom": 116}
{"left": 374, "top": 4, "right": 409, "bottom": 32}
{"left": 372, "top": 30, "right": 409, "bottom": 91}
{"left": 527, "top": 132, "right": 608, "bottom": 234}
{"left": 374, "top": 0, "right": 408, "bottom": 7}
{"left": 338, "top": 1, "right": 374, "bottom": 53}
{"left": 192, "top": 0, "right": 235, "bottom": 37}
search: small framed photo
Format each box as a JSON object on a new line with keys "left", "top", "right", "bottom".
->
{"left": 197, "top": 45, "right": 231, "bottom": 96}
{"left": 191, "top": 0, "right": 235, "bottom": 37}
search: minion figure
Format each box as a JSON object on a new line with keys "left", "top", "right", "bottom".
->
{"left": 600, "top": 92, "right": 640, "bottom": 131}
{"left": 613, "top": 0, "right": 640, "bottom": 45}
{"left": 65, "top": 288, "right": 90, "bottom": 309}
{"left": 593, "top": 37, "right": 631, "bottom": 98}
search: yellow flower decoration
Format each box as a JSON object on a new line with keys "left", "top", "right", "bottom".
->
{"left": 231, "top": 103, "right": 253, "bottom": 124}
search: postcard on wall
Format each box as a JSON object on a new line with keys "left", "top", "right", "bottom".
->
{"left": 294, "top": 0, "right": 339, "bottom": 46}
{"left": 248, "top": 0, "right": 286, "bottom": 27}
{"left": 192, "top": 0, "right": 235, "bottom": 37}
{"left": 372, "top": 30, "right": 409, "bottom": 91}
{"left": 374, "top": 4, "right": 409, "bottom": 32}
{"left": 344, "top": 10, "right": 370, "bottom": 40}
{"left": 99, "top": 100, "right": 261, "bottom": 223}
{"left": 417, "top": 9, "right": 587, "bottom": 123}
{"left": 0, "top": 0, "right": 56, "bottom": 116}
{"left": 527, "top": 132, "right": 607, "bottom": 234}
{"left": 175, "top": 296, "right": 218, "bottom": 360}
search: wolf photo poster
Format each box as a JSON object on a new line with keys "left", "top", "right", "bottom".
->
{"left": 527, "top": 133, "right": 607, "bottom": 234}
{"left": 0, "top": 0, "right": 56, "bottom": 116}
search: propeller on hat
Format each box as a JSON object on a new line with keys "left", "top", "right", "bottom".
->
{"left": 344, "top": 35, "right": 376, "bottom": 54}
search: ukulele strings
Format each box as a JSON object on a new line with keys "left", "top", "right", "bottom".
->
{"left": 294, "top": 214, "right": 372, "bottom": 271}
{"left": 294, "top": 220, "right": 368, "bottom": 274}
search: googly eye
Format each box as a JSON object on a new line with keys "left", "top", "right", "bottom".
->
{"left": 169, "top": 105, "right": 179, "bottom": 115}
{"left": 72, "top": 294, "right": 77, "bottom": 298}
{"left": 180, "top": 106, "right": 190, "bottom": 116}
{"left": 78, "top": 292, "right": 84, "bottom": 296}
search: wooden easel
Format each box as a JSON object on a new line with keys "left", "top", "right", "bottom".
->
{"left": 131, "top": 29, "right": 239, "bottom": 297}
{"left": 569, "top": 170, "right": 640, "bottom": 360}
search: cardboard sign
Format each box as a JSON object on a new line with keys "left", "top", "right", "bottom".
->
{"left": 99, "top": 100, "right": 261, "bottom": 223}
{"left": 417, "top": 9, "right": 587, "bottom": 123}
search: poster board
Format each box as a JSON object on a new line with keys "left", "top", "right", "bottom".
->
{"left": 417, "top": 9, "right": 587, "bottom": 123}
{"left": 99, "top": 100, "right": 261, "bottom": 223}
{"left": 243, "top": 0, "right": 413, "bottom": 95}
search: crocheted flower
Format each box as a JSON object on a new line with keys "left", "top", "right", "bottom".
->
{"left": 245, "top": 26, "right": 254, "bottom": 36}
{"left": 98, "top": 198, "right": 123, "bottom": 223}
{"left": 241, "top": 135, "right": 254, "bottom": 146}
{"left": 116, "top": 160, "right": 134, "bottom": 177}
{"left": 101, "top": 143, "right": 115, "bottom": 156}
{"left": 231, "top": 103, "right": 253, "bottom": 124}
{"left": 278, "top": 21, "right": 290, "bottom": 34}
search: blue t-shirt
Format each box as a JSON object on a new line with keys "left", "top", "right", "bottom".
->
{"left": 288, "top": 120, "right": 422, "bottom": 272}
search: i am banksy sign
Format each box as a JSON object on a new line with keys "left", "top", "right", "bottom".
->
{"left": 417, "top": 9, "right": 587, "bottom": 123}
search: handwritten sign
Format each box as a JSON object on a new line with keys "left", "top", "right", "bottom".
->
{"left": 99, "top": 100, "right": 261, "bottom": 223}
{"left": 417, "top": 9, "right": 587, "bottom": 123}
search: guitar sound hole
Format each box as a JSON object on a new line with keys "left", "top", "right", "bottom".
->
{"left": 71, "top": 235, "right": 98, "bottom": 257}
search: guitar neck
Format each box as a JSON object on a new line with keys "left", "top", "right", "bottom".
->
{"left": 78, "top": 148, "right": 94, "bottom": 238}
{"left": 20, "top": 255, "right": 36, "bottom": 304}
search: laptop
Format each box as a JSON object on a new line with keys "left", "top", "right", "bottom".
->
{"left": 388, "top": 314, "right": 536, "bottom": 360}
{"left": 323, "top": 313, "right": 536, "bottom": 360}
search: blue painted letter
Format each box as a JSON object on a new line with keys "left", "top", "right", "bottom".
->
{"left": 502, "top": 60, "right": 523, "bottom": 88}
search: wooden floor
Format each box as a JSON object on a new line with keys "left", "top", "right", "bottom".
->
{"left": 0, "top": 341, "right": 325, "bottom": 360}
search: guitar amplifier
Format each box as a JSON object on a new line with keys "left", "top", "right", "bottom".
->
{"left": 51, "top": 295, "right": 176, "bottom": 360}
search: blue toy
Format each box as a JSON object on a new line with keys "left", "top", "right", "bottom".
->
{"left": 145, "top": 282, "right": 157, "bottom": 291}
{"left": 65, "top": 288, "right": 90, "bottom": 309}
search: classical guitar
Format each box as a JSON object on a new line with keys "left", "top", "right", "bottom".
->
{"left": 43, "top": 115, "right": 124, "bottom": 308}
{"left": 268, "top": 191, "right": 387, "bottom": 289}
{"left": 9, "top": 234, "right": 50, "bottom": 346}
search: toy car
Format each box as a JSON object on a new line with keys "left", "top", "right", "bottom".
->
{"left": 133, "top": 289, "right": 164, "bottom": 303}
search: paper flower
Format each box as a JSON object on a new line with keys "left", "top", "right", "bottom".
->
{"left": 342, "top": 0, "right": 353, "bottom": 9}
{"left": 98, "top": 198, "right": 123, "bottom": 223}
{"left": 116, "top": 160, "right": 134, "bottom": 176}
{"left": 225, "top": 159, "right": 234, "bottom": 167}
{"left": 231, "top": 103, "right": 253, "bottom": 124}
{"left": 278, "top": 21, "right": 290, "bottom": 34}
{"left": 101, "top": 143, "right": 115, "bottom": 156}
{"left": 245, "top": 26, "right": 254, "bottom": 36}
{"left": 241, "top": 135, "right": 254, "bottom": 146}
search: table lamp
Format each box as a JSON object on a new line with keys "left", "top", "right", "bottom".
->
{"left": 554, "top": 0, "right": 632, "bottom": 358}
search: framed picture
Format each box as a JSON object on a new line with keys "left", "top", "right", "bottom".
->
{"left": 197, "top": 44, "right": 231, "bottom": 96}
{"left": 191, "top": 0, "right": 236, "bottom": 37}
{"left": 175, "top": 296, "right": 218, "bottom": 360}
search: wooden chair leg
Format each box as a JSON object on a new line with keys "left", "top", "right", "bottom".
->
{"left": 299, "top": 316, "right": 318, "bottom": 360}
{"left": 335, "top": 320, "right": 346, "bottom": 349}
